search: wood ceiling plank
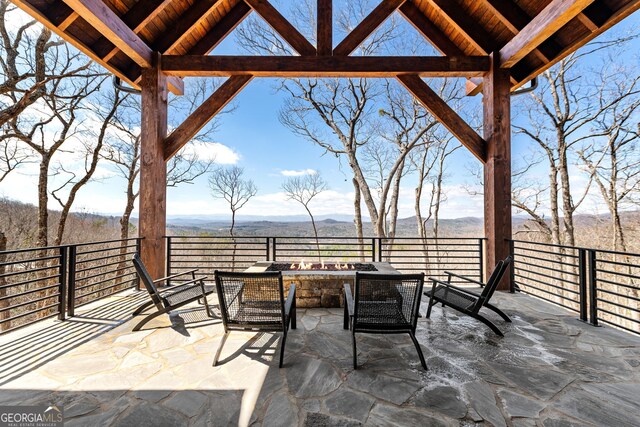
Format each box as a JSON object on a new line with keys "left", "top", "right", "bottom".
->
{"left": 500, "top": 0, "right": 596, "bottom": 68}
{"left": 154, "top": 0, "right": 225, "bottom": 54}
{"left": 189, "top": 1, "right": 252, "bottom": 55}
{"left": 244, "top": 0, "right": 316, "bottom": 55}
{"left": 161, "top": 55, "right": 490, "bottom": 77}
{"left": 164, "top": 75, "right": 253, "bottom": 160}
{"left": 397, "top": 74, "right": 486, "bottom": 162}
{"left": 333, "top": 0, "right": 405, "bottom": 56}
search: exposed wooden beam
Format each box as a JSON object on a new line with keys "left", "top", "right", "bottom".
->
{"left": 244, "top": 0, "right": 316, "bottom": 55}
{"left": 154, "top": 0, "right": 224, "bottom": 54}
{"left": 425, "top": 0, "right": 496, "bottom": 54}
{"left": 62, "top": 0, "right": 153, "bottom": 67}
{"left": 333, "top": 0, "right": 405, "bottom": 56}
{"left": 397, "top": 74, "right": 486, "bottom": 162}
{"left": 398, "top": 2, "right": 463, "bottom": 56}
{"left": 500, "top": 0, "right": 596, "bottom": 68}
{"left": 483, "top": 53, "right": 512, "bottom": 291}
{"left": 509, "top": 0, "right": 640, "bottom": 91}
{"left": 164, "top": 76, "right": 253, "bottom": 160}
{"left": 317, "top": 0, "right": 333, "bottom": 56}
{"left": 161, "top": 55, "right": 490, "bottom": 77}
{"left": 189, "top": 1, "right": 252, "bottom": 55}
{"left": 57, "top": 11, "right": 78, "bottom": 30}
{"left": 93, "top": 0, "right": 173, "bottom": 62}
{"left": 12, "top": 0, "right": 141, "bottom": 91}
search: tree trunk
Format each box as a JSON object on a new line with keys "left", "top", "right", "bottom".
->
{"left": 37, "top": 155, "right": 51, "bottom": 247}
{"left": 387, "top": 158, "right": 404, "bottom": 240}
{"left": 305, "top": 205, "right": 322, "bottom": 262}
{"left": 558, "top": 143, "right": 576, "bottom": 247}
{"left": 230, "top": 209, "right": 237, "bottom": 270}
{"left": 352, "top": 178, "right": 365, "bottom": 261}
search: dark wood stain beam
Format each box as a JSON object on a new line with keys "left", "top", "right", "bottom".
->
{"left": 161, "top": 55, "right": 490, "bottom": 77}
{"left": 333, "top": 0, "right": 405, "bottom": 56}
{"left": 164, "top": 75, "right": 253, "bottom": 160}
{"left": 398, "top": 74, "right": 486, "bottom": 162}
{"left": 500, "top": 0, "right": 596, "bottom": 68}
{"left": 317, "top": 0, "right": 332, "bottom": 56}
{"left": 398, "top": 2, "right": 463, "bottom": 56}
{"left": 244, "top": 0, "right": 316, "bottom": 55}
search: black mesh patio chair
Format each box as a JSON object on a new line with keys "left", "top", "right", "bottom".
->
{"left": 214, "top": 271, "right": 296, "bottom": 368}
{"left": 343, "top": 273, "right": 427, "bottom": 370}
{"left": 425, "top": 256, "right": 513, "bottom": 336}
{"left": 131, "top": 254, "right": 213, "bottom": 331}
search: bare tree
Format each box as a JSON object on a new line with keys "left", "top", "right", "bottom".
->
{"left": 209, "top": 166, "right": 257, "bottom": 237}
{"left": 282, "top": 172, "right": 327, "bottom": 260}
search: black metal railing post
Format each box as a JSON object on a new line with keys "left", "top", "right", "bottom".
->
{"left": 135, "top": 238, "right": 142, "bottom": 291}
{"left": 377, "top": 238, "right": 383, "bottom": 262}
{"left": 266, "top": 237, "right": 270, "bottom": 261}
{"left": 273, "top": 237, "right": 277, "bottom": 261}
{"left": 371, "top": 238, "right": 376, "bottom": 262}
{"left": 58, "top": 246, "right": 67, "bottom": 321}
{"left": 578, "top": 248, "right": 588, "bottom": 322}
{"left": 67, "top": 245, "right": 77, "bottom": 318}
{"left": 166, "top": 237, "right": 172, "bottom": 285}
{"left": 508, "top": 239, "right": 514, "bottom": 293}
{"left": 588, "top": 249, "right": 599, "bottom": 326}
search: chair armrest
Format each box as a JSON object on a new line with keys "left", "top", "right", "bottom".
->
{"left": 425, "top": 278, "right": 480, "bottom": 298}
{"left": 441, "top": 283, "right": 481, "bottom": 297}
{"left": 343, "top": 283, "right": 354, "bottom": 316}
{"left": 157, "top": 276, "right": 209, "bottom": 293}
{"left": 443, "top": 271, "right": 484, "bottom": 286}
{"left": 285, "top": 284, "right": 296, "bottom": 317}
{"left": 153, "top": 269, "right": 199, "bottom": 284}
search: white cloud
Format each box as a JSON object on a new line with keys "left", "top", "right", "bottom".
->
{"left": 179, "top": 141, "right": 239, "bottom": 164}
{"left": 280, "top": 169, "right": 317, "bottom": 177}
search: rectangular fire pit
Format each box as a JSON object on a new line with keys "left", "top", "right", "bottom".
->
{"left": 245, "top": 261, "right": 399, "bottom": 308}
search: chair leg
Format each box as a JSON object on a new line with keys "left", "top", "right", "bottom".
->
{"left": 290, "top": 297, "right": 297, "bottom": 330}
{"left": 426, "top": 297, "right": 435, "bottom": 319}
{"left": 132, "top": 300, "right": 154, "bottom": 316}
{"left": 279, "top": 330, "right": 288, "bottom": 368}
{"left": 484, "top": 303, "right": 512, "bottom": 322}
{"left": 202, "top": 295, "right": 213, "bottom": 318}
{"left": 213, "top": 331, "right": 230, "bottom": 366}
{"left": 409, "top": 331, "right": 428, "bottom": 370}
{"left": 472, "top": 313, "right": 504, "bottom": 337}
{"left": 352, "top": 331, "right": 358, "bottom": 370}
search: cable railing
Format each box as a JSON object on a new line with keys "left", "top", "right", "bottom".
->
{"left": 0, "top": 238, "right": 142, "bottom": 335}
{"left": 511, "top": 240, "right": 640, "bottom": 335}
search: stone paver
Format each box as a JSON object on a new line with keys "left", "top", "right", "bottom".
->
{"left": 1, "top": 289, "right": 639, "bottom": 426}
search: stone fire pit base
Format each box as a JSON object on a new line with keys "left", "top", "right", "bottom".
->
{"left": 245, "top": 261, "right": 399, "bottom": 308}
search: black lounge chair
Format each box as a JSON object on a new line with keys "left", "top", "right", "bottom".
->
{"left": 132, "top": 254, "right": 213, "bottom": 331}
{"left": 425, "top": 256, "right": 513, "bottom": 336}
{"left": 344, "top": 273, "right": 427, "bottom": 370}
{"left": 213, "top": 271, "right": 296, "bottom": 368}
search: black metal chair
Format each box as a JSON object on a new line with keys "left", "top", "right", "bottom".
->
{"left": 131, "top": 254, "right": 213, "bottom": 331}
{"left": 425, "top": 256, "right": 513, "bottom": 336}
{"left": 213, "top": 271, "right": 296, "bottom": 368}
{"left": 343, "top": 273, "right": 427, "bottom": 370}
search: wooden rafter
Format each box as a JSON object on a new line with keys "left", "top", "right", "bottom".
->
{"left": 164, "top": 75, "right": 253, "bottom": 160}
{"left": 93, "top": 0, "right": 173, "bottom": 62}
{"left": 397, "top": 74, "right": 486, "bottom": 162}
{"left": 500, "top": 0, "right": 596, "bottom": 68}
{"left": 333, "top": 0, "right": 405, "bottom": 56}
{"left": 154, "top": 0, "right": 224, "bottom": 54}
{"left": 189, "top": 1, "right": 253, "bottom": 55}
{"left": 161, "top": 55, "right": 490, "bottom": 77}
{"left": 398, "top": 2, "right": 463, "bottom": 56}
{"left": 244, "top": 0, "right": 316, "bottom": 55}
{"left": 317, "top": 0, "right": 333, "bottom": 56}
{"left": 62, "top": 0, "right": 153, "bottom": 67}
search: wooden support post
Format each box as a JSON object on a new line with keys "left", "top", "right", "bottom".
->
{"left": 139, "top": 53, "right": 168, "bottom": 280}
{"left": 483, "top": 52, "right": 512, "bottom": 291}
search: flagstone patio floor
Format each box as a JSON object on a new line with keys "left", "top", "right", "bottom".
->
{"left": 1, "top": 289, "right": 639, "bottom": 426}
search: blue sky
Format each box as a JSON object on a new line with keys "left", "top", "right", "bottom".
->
{"left": 1, "top": 6, "right": 639, "bottom": 221}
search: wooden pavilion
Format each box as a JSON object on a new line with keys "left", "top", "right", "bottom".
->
{"left": 12, "top": 0, "right": 640, "bottom": 288}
